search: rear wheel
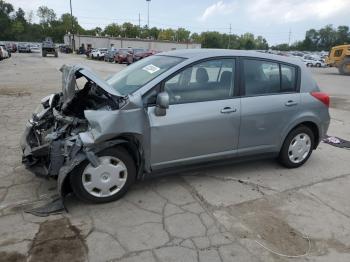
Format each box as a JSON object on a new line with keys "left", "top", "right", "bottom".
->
{"left": 70, "top": 147, "right": 136, "bottom": 203}
{"left": 278, "top": 126, "right": 314, "bottom": 168}
{"left": 338, "top": 58, "right": 350, "bottom": 75}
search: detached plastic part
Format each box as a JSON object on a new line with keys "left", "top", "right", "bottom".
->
{"left": 25, "top": 197, "right": 66, "bottom": 217}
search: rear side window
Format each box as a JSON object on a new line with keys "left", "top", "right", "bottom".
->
{"left": 281, "top": 64, "right": 297, "bottom": 92}
{"left": 243, "top": 59, "right": 297, "bottom": 96}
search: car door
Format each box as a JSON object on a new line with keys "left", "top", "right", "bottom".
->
{"left": 147, "top": 58, "right": 241, "bottom": 169}
{"left": 238, "top": 58, "right": 301, "bottom": 155}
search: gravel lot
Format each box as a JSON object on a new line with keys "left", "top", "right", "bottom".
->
{"left": 0, "top": 52, "right": 350, "bottom": 262}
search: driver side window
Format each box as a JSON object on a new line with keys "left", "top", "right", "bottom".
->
{"left": 164, "top": 59, "right": 235, "bottom": 104}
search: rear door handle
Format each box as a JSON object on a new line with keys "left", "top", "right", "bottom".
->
{"left": 220, "top": 107, "right": 237, "bottom": 113}
{"left": 285, "top": 100, "right": 298, "bottom": 107}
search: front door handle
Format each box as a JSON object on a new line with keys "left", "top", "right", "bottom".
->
{"left": 220, "top": 107, "right": 237, "bottom": 113}
{"left": 285, "top": 100, "right": 298, "bottom": 107}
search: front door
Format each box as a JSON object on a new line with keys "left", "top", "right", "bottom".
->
{"left": 147, "top": 58, "right": 241, "bottom": 169}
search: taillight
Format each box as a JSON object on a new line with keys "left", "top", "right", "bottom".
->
{"left": 311, "top": 92, "right": 330, "bottom": 107}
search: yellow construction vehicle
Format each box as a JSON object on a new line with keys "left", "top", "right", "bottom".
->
{"left": 326, "top": 44, "right": 350, "bottom": 75}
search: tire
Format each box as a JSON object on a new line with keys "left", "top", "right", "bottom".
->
{"left": 127, "top": 56, "right": 133, "bottom": 65}
{"left": 70, "top": 147, "right": 136, "bottom": 203}
{"left": 338, "top": 58, "right": 350, "bottom": 75}
{"left": 278, "top": 126, "right": 315, "bottom": 168}
{"left": 55, "top": 51, "right": 58, "bottom": 57}
{"left": 316, "top": 63, "right": 321, "bottom": 67}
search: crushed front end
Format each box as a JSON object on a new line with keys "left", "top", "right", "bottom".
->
{"left": 20, "top": 65, "right": 121, "bottom": 181}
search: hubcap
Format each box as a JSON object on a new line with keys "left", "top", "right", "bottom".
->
{"left": 288, "top": 133, "right": 311, "bottom": 164}
{"left": 82, "top": 156, "right": 127, "bottom": 198}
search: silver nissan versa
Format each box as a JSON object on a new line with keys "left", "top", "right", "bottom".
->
{"left": 21, "top": 49, "right": 330, "bottom": 203}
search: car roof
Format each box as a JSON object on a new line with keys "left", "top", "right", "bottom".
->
{"left": 157, "top": 49, "right": 304, "bottom": 66}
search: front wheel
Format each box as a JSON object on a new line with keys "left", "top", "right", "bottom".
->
{"left": 70, "top": 147, "right": 136, "bottom": 203}
{"left": 278, "top": 126, "right": 314, "bottom": 168}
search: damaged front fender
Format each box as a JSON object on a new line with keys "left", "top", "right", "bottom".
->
{"left": 57, "top": 137, "right": 130, "bottom": 196}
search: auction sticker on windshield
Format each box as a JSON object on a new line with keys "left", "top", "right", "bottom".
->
{"left": 142, "top": 64, "right": 160, "bottom": 74}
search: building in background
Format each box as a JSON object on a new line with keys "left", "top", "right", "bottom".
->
{"left": 64, "top": 34, "right": 201, "bottom": 52}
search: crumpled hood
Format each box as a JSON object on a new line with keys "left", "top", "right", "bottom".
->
{"left": 59, "top": 64, "right": 122, "bottom": 102}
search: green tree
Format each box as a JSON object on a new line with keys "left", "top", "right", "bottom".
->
{"left": 104, "top": 23, "right": 122, "bottom": 37}
{"left": 176, "top": 28, "right": 190, "bottom": 42}
{"left": 158, "top": 28, "right": 176, "bottom": 41}
{"left": 201, "top": 31, "right": 223, "bottom": 48}
{"left": 37, "top": 6, "right": 56, "bottom": 25}
{"left": 239, "top": 33, "right": 255, "bottom": 50}
{"left": 190, "top": 32, "right": 201, "bottom": 43}
{"left": 336, "top": 25, "right": 349, "bottom": 45}
{"left": 318, "top": 25, "right": 336, "bottom": 50}
{"left": 0, "top": 0, "right": 14, "bottom": 39}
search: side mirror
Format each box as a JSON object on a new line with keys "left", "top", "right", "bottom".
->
{"left": 155, "top": 91, "right": 169, "bottom": 116}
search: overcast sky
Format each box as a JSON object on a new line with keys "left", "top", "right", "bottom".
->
{"left": 7, "top": 0, "right": 350, "bottom": 45}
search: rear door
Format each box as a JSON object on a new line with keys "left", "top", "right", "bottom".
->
{"left": 147, "top": 58, "right": 241, "bottom": 169}
{"left": 238, "top": 58, "right": 301, "bottom": 155}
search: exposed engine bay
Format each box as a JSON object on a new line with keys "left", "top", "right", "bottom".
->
{"left": 21, "top": 65, "right": 120, "bottom": 178}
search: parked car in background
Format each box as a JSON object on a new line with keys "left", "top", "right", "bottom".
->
{"left": 104, "top": 48, "right": 118, "bottom": 62}
{"left": 115, "top": 48, "right": 132, "bottom": 63}
{"left": 30, "top": 44, "right": 40, "bottom": 53}
{"left": 18, "top": 43, "right": 31, "bottom": 53}
{"left": 90, "top": 48, "right": 108, "bottom": 60}
{"left": 59, "top": 45, "right": 73, "bottom": 53}
{"left": 85, "top": 48, "right": 94, "bottom": 57}
{"left": 0, "top": 45, "right": 10, "bottom": 60}
{"left": 5, "top": 43, "right": 16, "bottom": 53}
{"left": 302, "top": 55, "right": 325, "bottom": 67}
{"left": 126, "top": 49, "right": 157, "bottom": 64}
{"left": 21, "top": 49, "right": 330, "bottom": 203}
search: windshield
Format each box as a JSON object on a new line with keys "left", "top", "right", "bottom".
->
{"left": 106, "top": 55, "right": 185, "bottom": 95}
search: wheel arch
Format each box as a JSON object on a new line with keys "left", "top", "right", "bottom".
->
{"left": 281, "top": 120, "right": 320, "bottom": 151}
{"left": 59, "top": 133, "right": 146, "bottom": 197}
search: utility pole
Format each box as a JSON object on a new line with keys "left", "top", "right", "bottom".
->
{"left": 146, "top": 0, "right": 151, "bottom": 28}
{"left": 228, "top": 23, "right": 232, "bottom": 49}
{"left": 288, "top": 28, "right": 292, "bottom": 46}
{"left": 138, "top": 13, "right": 141, "bottom": 38}
{"left": 70, "top": 0, "right": 75, "bottom": 51}
{"left": 138, "top": 13, "right": 141, "bottom": 28}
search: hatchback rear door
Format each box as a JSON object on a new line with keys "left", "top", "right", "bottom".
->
{"left": 238, "top": 58, "right": 301, "bottom": 155}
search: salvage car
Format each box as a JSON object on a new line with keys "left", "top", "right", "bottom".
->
{"left": 104, "top": 48, "right": 118, "bottom": 62}
{"left": 18, "top": 43, "right": 31, "bottom": 53}
{"left": 90, "top": 48, "right": 108, "bottom": 60}
{"left": 126, "top": 48, "right": 157, "bottom": 64}
{"left": 21, "top": 49, "right": 330, "bottom": 203}
{"left": 302, "top": 55, "right": 325, "bottom": 67}
{"left": 0, "top": 45, "right": 10, "bottom": 60}
{"left": 115, "top": 48, "right": 132, "bottom": 64}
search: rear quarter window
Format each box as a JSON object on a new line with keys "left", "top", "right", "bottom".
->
{"left": 243, "top": 59, "right": 298, "bottom": 96}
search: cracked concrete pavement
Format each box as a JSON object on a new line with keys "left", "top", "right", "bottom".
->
{"left": 0, "top": 53, "right": 350, "bottom": 262}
